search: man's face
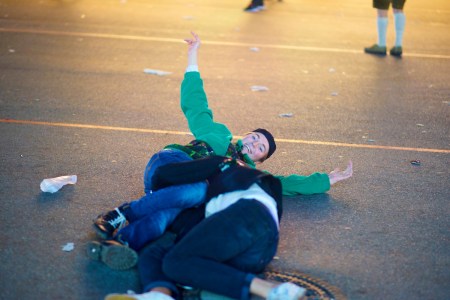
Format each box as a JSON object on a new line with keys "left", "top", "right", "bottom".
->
{"left": 241, "top": 132, "right": 270, "bottom": 163}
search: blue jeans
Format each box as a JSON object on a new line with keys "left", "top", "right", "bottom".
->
{"left": 138, "top": 232, "right": 180, "bottom": 297}
{"left": 162, "top": 200, "right": 279, "bottom": 300}
{"left": 116, "top": 149, "right": 207, "bottom": 251}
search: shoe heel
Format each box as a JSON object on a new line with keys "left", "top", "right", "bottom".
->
{"left": 86, "top": 241, "right": 103, "bottom": 261}
{"left": 102, "top": 244, "right": 138, "bottom": 270}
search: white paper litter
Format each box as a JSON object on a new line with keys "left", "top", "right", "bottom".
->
{"left": 62, "top": 243, "right": 74, "bottom": 252}
{"left": 251, "top": 85, "right": 269, "bottom": 92}
{"left": 40, "top": 175, "right": 77, "bottom": 193}
{"left": 331, "top": 92, "right": 339, "bottom": 96}
{"left": 143, "top": 69, "right": 172, "bottom": 76}
{"left": 250, "top": 47, "right": 260, "bottom": 52}
{"left": 279, "top": 113, "right": 293, "bottom": 118}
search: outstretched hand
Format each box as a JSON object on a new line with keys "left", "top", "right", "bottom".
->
{"left": 328, "top": 160, "right": 353, "bottom": 185}
{"left": 184, "top": 31, "right": 201, "bottom": 52}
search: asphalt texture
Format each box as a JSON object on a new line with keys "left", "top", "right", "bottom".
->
{"left": 0, "top": 0, "right": 449, "bottom": 299}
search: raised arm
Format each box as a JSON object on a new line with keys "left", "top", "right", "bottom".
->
{"left": 180, "top": 32, "right": 233, "bottom": 156}
{"left": 184, "top": 31, "right": 200, "bottom": 67}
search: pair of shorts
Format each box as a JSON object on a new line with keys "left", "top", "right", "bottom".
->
{"left": 373, "top": 0, "right": 406, "bottom": 10}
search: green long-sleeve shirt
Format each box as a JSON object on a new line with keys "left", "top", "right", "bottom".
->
{"left": 180, "top": 71, "right": 330, "bottom": 196}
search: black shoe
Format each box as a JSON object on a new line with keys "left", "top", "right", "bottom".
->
{"left": 364, "top": 44, "right": 387, "bottom": 56}
{"left": 389, "top": 46, "right": 403, "bottom": 57}
{"left": 93, "top": 205, "right": 128, "bottom": 239}
{"left": 86, "top": 239, "right": 138, "bottom": 270}
{"left": 244, "top": 2, "right": 265, "bottom": 12}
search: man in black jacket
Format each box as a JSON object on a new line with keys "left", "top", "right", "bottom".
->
{"left": 104, "top": 156, "right": 305, "bottom": 300}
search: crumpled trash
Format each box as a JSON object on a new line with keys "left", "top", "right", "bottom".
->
{"left": 279, "top": 113, "right": 293, "bottom": 118}
{"left": 251, "top": 86, "right": 269, "bottom": 92}
{"left": 250, "top": 47, "right": 260, "bottom": 52}
{"left": 410, "top": 160, "right": 421, "bottom": 166}
{"left": 62, "top": 243, "right": 74, "bottom": 252}
{"left": 331, "top": 92, "right": 339, "bottom": 96}
{"left": 143, "top": 69, "right": 172, "bottom": 76}
{"left": 40, "top": 175, "right": 77, "bottom": 193}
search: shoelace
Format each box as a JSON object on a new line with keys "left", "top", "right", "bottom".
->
{"left": 109, "top": 208, "right": 126, "bottom": 230}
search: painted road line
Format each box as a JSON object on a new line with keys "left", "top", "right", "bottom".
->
{"left": 1, "top": 27, "right": 449, "bottom": 59}
{"left": 1, "top": 119, "right": 449, "bottom": 154}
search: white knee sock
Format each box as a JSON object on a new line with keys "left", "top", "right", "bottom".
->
{"left": 394, "top": 13, "right": 406, "bottom": 47}
{"left": 377, "top": 17, "right": 388, "bottom": 47}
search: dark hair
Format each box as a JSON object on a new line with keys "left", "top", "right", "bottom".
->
{"left": 252, "top": 128, "right": 277, "bottom": 160}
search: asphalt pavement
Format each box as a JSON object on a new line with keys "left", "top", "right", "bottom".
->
{"left": 0, "top": 0, "right": 449, "bottom": 299}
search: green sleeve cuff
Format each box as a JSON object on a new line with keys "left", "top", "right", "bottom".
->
{"left": 275, "top": 172, "right": 331, "bottom": 196}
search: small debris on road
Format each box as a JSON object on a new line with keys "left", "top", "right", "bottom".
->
{"left": 144, "top": 69, "right": 172, "bottom": 76}
{"left": 62, "top": 243, "right": 74, "bottom": 252}
{"left": 251, "top": 85, "right": 269, "bottom": 92}
{"left": 410, "top": 160, "right": 421, "bottom": 166}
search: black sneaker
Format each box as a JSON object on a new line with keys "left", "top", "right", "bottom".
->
{"left": 86, "top": 239, "right": 138, "bottom": 270}
{"left": 389, "top": 46, "right": 403, "bottom": 57}
{"left": 364, "top": 44, "right": 387, "bottom": 56}
{"left": 244, "top": 2, "right": 265, "bottom": 12}
{"left": 93, "top": 206, "right": 128, "bottom": 239}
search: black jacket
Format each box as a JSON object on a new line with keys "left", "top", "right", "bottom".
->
{"left": 152, "top": 156, "right": 283, "bottom": 240}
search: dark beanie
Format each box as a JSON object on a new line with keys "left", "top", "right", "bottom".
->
{"left": 252, "top": 128, "right": 277, "bottom": 160}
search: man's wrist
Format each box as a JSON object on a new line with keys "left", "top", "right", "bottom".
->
{"left": 186, "top": 65, "right": 199, "bottom": 73}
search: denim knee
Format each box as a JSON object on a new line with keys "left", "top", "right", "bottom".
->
{"left": 138, "top": 232, "right": 180, "bottom": 297}
{"left": 161, "top": 251, "right": 185, "bottom": 284}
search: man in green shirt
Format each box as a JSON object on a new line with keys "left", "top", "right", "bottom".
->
{"left": 89, "top": 32, "right": 352, "bottom": 264}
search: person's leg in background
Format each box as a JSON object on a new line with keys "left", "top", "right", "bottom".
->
{"left": 365, "top": 0, "right": 390, "bottom": 56}
{"left": 390, "top": 0, "right": 406, "bottom": 56}
{"left": 243, "top": 0, "right": 265, "bottom": 13}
